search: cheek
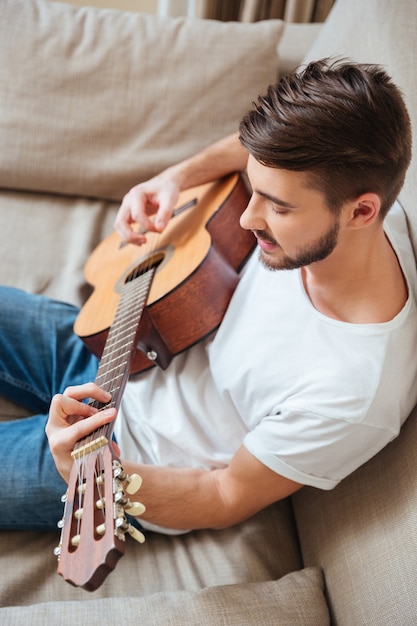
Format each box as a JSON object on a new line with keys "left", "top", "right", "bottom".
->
{"left": 269, "top": 220, "right": 302, "bottom": 247}
{"left": 270, "top": 218, "right": 329, "bottom": 251}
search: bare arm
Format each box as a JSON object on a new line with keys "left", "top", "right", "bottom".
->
{"left": 46, "top": 384, "right": 301, "bottom": 531}
{"left": 122, "top": 445, "right": 301, "bottom": 530}
{"left": 163, "top": 132, "right": 249, "bottom": 190}
{"left": 114, "top": 132, "right": 249, "bottom": 245}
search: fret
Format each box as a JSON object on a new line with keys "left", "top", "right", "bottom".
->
{"left": 75, "top": 266, "right": 156, "bottom": 449}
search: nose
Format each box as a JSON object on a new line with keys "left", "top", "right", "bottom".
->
{"left": 240, "top": 194, "right": 266, "bottom": 231}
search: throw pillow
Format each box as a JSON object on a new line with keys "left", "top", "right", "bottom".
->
{"left": 0, "top": 0, "right": 284, "bottom": 201}
{"left": 0, "top": 567, "right": 329, "bottom": 625}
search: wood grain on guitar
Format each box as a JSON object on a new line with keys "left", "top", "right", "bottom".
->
{"left": 55, "top": 263, "right": 151, "bottom": 591}
{"left": 54, "top": 174, "right": 254, "bottom": 590}
{"left": 74, "top": 173, "right": 254, "bottom": 373}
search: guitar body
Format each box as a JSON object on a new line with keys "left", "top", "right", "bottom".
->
{"left": 74, "top": 173, "right": 254, "bottom": 373}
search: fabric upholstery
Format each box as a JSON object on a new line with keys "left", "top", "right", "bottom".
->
{"left": 0, "top": 567, "right": 329, "bottom": 626}
{"left": 277, "top": 22, "right": 323, "bottom": 78}
{"left": 302, "top": 0, "right": 417, "bottom": 255}
{"left": 0, "top": 502, "right": 302, "bottom": 608}
{"left": 293, "top": 405, "right": 417, "bottom": 626}
{"left": 0, "top": 190, "right": 111, "bottom": 417}
{"left": 0, "top": 191, "right": 117, "bottom": 307}
{"left": 288, "top": 3, "right": 417, "bottom": 623}
{"left": 1, "top": 0, "right": 417, "bottom": 623}
{"left": 0, "top": 0, "right": 284, "bottom": 202}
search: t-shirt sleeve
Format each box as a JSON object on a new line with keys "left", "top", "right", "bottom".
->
{"left": 243, "top": 406, "right": 399, "bottom": 490}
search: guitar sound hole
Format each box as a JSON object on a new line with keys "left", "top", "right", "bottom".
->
{"left": 125, "top": 252, "right": 165, "bottom": 284}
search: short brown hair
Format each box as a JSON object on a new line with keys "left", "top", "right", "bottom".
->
{"left": 239, "top": 58, "right": 412, "bottom": 218}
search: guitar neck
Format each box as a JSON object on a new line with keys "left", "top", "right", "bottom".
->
{"left": 56, "top": 267, "right": 154, "bottom": 591}
{"left": 85, "top": 266, "right": 156, "bottom": 440}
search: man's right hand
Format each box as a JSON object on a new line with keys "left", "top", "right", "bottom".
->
{"left": 114, "top": 174, "right": 180, "bottom": 246}
{"left": 113, "top": 133, "right": 248, "bottom": 247}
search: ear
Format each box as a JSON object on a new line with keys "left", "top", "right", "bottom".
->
{"left": 346, "top": 193, "right": 382, "bottom": 229}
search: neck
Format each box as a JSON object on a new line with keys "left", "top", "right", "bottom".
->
{"left": 301, "top": 225, "right": 408, "bottom": 324}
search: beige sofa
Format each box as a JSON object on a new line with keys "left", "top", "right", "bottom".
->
{"left": 1, "top": 0, "right": 417, "bottom": 624}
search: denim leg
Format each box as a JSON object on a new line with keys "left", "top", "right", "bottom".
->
{"left": 0, "top": 287, "right": 99, "bottom": 529}
{"left": 0, "top": 287, "right": 98, "bottom": 412}
{"left": 0, "top": 414, "right": 68, "bottom": 529}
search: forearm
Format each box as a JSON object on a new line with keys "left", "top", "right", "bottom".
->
{"left": 162, "top": 132, "right": 249, "bottom": 192}
{"left": 47, "top": 385, "right": 301, "bottom": 532}
{"left": 122, "top": 460, "right": 229, "bottom": 531}
{"left": 122, "top": 446, "right": 301, "bottom": 532}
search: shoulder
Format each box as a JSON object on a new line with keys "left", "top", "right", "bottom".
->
{"left": 384, "top": 200, "right": 417, "bottom": 299}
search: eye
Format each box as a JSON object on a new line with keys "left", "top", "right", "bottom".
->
{"left": 271, "top": 205, "right": 289, "bottom": 215}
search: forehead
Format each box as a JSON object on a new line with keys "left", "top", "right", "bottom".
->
{"left": 246, "top": 155, "right": 319, "bottom": 200}
{"left": 246, "top": 156, "right": 336, "bottom": 216}
{"left": 247, "top": 155, "right": 310, "bottom": 186}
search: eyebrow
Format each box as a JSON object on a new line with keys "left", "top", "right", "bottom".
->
{"left": 254, "top": 189, "right": 298, "bottom": 209}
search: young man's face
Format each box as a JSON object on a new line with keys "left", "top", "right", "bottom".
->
{"left": 242, "top": 156, "right": 340, "bottom": 271}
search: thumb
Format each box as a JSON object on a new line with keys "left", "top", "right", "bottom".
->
{"left": 154, "top": 187, "right": 180, "bottom": 231}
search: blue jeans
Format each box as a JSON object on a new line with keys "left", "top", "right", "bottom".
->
{"left": 0, "top": 287, "right": 98, "bottom": 530}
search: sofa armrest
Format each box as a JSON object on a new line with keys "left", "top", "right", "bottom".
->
{"left": 278, "top": 23, "right": 323, "bottom": 78}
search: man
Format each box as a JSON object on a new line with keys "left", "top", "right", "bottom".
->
{"left": 1, "top": 59, "right": 416, "bottom": 533}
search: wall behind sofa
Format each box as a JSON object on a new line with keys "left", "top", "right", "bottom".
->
{"left": 52, "top": 0, "right": 157, "bottom": 12}
{"left": 50, "top": 0, "right": 334, "bottom": 21}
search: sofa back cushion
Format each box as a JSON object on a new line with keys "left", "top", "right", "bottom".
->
{"left": 293, "top": 404, "right": 417, "bottom": 626}
{"left": 0, "top": 0, "right": 283, "bottom": 201}
{"left": 302, "top": 0, "right": 417, "bottom": 256}
{"left": 293, "top": 2, "right": 417, "bottom": 624}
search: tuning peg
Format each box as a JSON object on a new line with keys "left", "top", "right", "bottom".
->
{"left": 74, "top": 508, "right": 83, "bottom": 520}
{"left": 125, "top": 501, "right": 146, "bottom": 516}
{"left": 125, "top": 473, "right": 142, "bottom": 495}
{"left": 114, "top": 491, "right": 145, "bottom": 514}
{"left": 126, "top": 524, "right": 146, "bottom": 544}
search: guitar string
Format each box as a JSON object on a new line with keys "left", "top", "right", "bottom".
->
{"left": 73, "top": 195, "right": 197, "bottom": 536}
{"left": 87, "top": 195, "right": 200, "bottom": 450}
{"left": 73, "top": 283, "right": 138, "bottom": 539}
{"left": 74, "top": 228, "right": 160, "bottom": 536}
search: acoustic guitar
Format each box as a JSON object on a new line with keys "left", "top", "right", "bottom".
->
{"left": 54, "top": 173, "right": 255, "bottom": 590}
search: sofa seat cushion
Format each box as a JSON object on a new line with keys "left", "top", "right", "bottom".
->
{"left": 0, "top": 501, "right": 302, "bottom": 608}
{"left": 0, "top": 0, "right": 284, "bottom": 202}
{"left": 0, "top": 567, "right": 329, "bottom": 626}
{"left": 0, "top": 190, "right": 118, "bottom": 307}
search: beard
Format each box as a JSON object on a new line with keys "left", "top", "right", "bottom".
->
{"left": 257, "top": 219, "right": 340, "bottom": 271}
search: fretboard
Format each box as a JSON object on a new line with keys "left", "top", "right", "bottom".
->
{"left": 73, "top": 266, "right": 156, "bottom": 452}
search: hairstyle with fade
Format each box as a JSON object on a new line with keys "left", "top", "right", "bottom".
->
{"left": 239, "top": 58, "right": 412, "bottom": 218}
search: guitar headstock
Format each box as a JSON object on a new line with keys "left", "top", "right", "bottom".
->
{"left": 54, "top": 441, "right": 145, "bottom": 591}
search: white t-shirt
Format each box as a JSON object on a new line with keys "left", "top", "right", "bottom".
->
{"left": 115, "top": 201, "right": 417, "bottom": 530}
